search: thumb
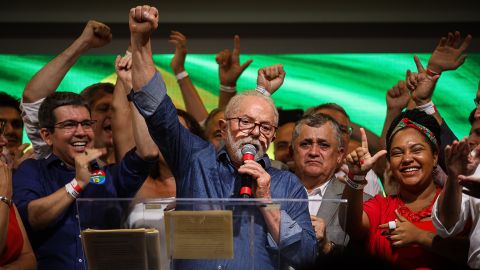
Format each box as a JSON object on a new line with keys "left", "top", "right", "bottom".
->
{"left": 240, "top": 59, "right": 253, "bottom": 72}
{"left": 371, "top": 150, "right": 387, "bottom": 163}
{"left": 395, "top": 209, "right": 408, "bottom": 222}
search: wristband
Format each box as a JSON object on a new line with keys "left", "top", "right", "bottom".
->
{"left": 426, "top": 68, "right": 440, "bottom": 80}
{"left": 220, "top": 85, "right": 236, "bottom": 93}
{"left": 345, "top": 177, "right": 366, "bottom": 190}
{"left": 65, "top": 179, "right": 82, "bottom": 199}
{"left": 71, "top": 178, "right": 83, "bottom": 193}
{"left": 416, "top": 101, "right": 437, "bottom": 115}
{"left": 255, "top": 85, "right": 271, "bottom": 96}
{"left": 175, "top": 71, "right": 189, "bottom": 81}
{"left": 0, "top": 196, "right": 13, "bottom": 207}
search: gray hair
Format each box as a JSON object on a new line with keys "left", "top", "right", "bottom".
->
{"left": 292, "top": 112, "right": 345, "bottom": 149}
{"left": 224, "top": 91, "right": 279, "bottom": 125}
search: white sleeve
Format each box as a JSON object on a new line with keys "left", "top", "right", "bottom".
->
{"left": 432, "top": 193, "right": 470, "bottom": 237}
{"left": 364, "top": 170, "right": 382, "bottom": 197}
{"left": 20, "top": 98, "right": 51, "bottom": 159}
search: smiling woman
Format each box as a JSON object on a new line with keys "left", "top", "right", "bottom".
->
{"left": 343, "top": 109, "right": 470, "bottom": 269}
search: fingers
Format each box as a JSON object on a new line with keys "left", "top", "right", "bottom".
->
{"left": 75, "top": 148, "right": 106, "bottom": 167}
{"left": 216, "top": 49, "right": 232, "bottom": 67}
{"left": 370, "top": 150, "right": 387, "bottom": 164}
{"left": 16, "top": 143, "right": 30, "bottom": 155}
{"left": 131, "top": 5, "right": 159, "bottom": 27}
{"left": 360, "top": 127, "right": 368, "bottom": 149}
{"left": 260, "top": 64, "right": 284, "bottom": 80}
{"left": 459, "top": 34, "right": 472, "bottom": 51}
{"left": 394, "top": 209, "right": 407, "bottom": 222}
{"left": 232, "top": 35, "right": 241, "bottom": 59}
{"left": 240, "top": 59, "right": 253, "bottom": 72}
{"left": 413, "top": 55, "right": 425, "bottom": 73}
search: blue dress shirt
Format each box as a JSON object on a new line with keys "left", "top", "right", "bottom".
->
{"left": 130, "top": 72, "right": 317, "bottom": 269}
{"left": 13, "top": 148, "right": 154, "bottom": 270}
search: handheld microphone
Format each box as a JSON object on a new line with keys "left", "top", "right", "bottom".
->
{"left": 240, "top": 144, "right": 257, "bottom": 198}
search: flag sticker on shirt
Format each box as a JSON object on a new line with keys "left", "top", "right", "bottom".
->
{"left": 90, "top": 170, "right": 106, "bottom": 185}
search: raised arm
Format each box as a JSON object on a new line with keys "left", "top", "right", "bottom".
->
{"left": 130, "top": 6, "right": 158, "bottom": 91}
{"left": 217, "top": 35, "right": 253, "bottom": 109}
{"left": 256, "top": 64, "right": 286, "bottom": 96}
{"left": 169, "top": 31, "right": 208, "bottom": 123}
{"left": 438, "top": 138, "right": 470, "bottom": 230}
{"left": 112, "top": 52, "right": 135, "bottom": 161}
{"left": 375, "top": 80, "right": 410, "bottom": 179}
{"left": 427, "top": 31, "right": 472, "bottom": 74}
{"left": 23, "top": 20, "right": 112, "bottom": 103}
{"left": 343, "top": 128, "right": 387, "bottom": 239}
{"left": 113, "top": 46, "right": 159, "bottom": 161}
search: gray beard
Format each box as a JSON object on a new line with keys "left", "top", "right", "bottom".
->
{"left": 225, "top": 129, "right": 265, "bottom": 162}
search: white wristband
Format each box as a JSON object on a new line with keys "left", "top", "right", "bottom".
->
{"left": 220, "top": 85, "right": 236, "bottom": 93}
{"left": 256, "top": 85, "right": 271, "bottom": 96}
{"left": 65, "top": 183, "right": 79, "bottom": 199}
{"left": 175, "top": 71, "right": 189, "bottom": 81}
{"left": 346, "top": 177, "right": 365, "bottom": 190}
{"left": 416, "top": 101, "right": 437, "bottom": 115}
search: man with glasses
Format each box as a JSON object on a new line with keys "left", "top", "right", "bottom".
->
{"left": 12, "top": 92, "right": 157, "bottom": 270}
{"left": 127, "top": 5, "right": 316, "bottom": 269}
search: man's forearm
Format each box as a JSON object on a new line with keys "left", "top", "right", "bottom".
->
{"left": 259, "top": 207, "right": 281, "bottom": 243}
{"left": 437, "top": 175, "right": 463, "bottom": 230}
{"left": 23, "top": 38, "right": 89, "bottom": 103}
{"left": 131, "top": 41, "right": 156, "bottom": 91}
{"left": 27, "top": 187, "right": 75, "bottom": 230}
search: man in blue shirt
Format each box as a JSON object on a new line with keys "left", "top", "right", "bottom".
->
{"left": 127, "top": 5, "right": 316, "bottom": 269}
{"left": 13, "top": 91, "right": 158, "bottom": 270}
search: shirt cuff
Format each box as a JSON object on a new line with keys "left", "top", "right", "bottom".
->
{"left": 267, "top": 210, "right": 303, "bottom": 250}
{"left": 130, "top": 72, "right": 167, "bottom": 118}
{"left": 432, "top": 193, "right": 468, "bottom": 237}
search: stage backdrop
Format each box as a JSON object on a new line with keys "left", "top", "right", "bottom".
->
{"left": 1, "top": 53, "right": 479, "bottom": 145}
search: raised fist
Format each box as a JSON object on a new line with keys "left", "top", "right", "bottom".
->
{"left": 257, "top": 64, "right": 286, "bottom": 95}
{"left": 129, "top": 5, "right": 159, "bottom": 45}
{"left": 78, "top": 20, "right": 112, "bottom": 49}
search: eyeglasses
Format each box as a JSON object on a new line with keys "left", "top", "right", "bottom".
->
{"left": 0, "top": 120, "right": 5, "bottom": 136}
{"left": 52, "top": 120, "right": 97, "bottom": 132}
{"left": 474, "top": 98, "right": 480, "bottom": 106}
{"left": 338, "top": 124, "right": 353, "bottom": 136}
{"left": 226, "top": 117, "right": 277, "bottom": 137}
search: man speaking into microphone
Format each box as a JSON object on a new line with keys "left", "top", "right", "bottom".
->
{"left": 127, "top": 5, "right": 316, "bottom": 269}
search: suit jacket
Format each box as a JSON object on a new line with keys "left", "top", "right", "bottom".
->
{"left": 316, "top": 178, "right": 372, "bottom": 251}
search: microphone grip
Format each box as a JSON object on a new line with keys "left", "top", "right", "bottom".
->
{"left": 240, "top": 174, "right": 254, "bottom": 198}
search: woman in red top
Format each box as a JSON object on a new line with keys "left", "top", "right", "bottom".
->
{"left": 0, "top": 120, "right": 36, "bottom": 269}
{"left": 343, "top": 110, "right": 467, "bottom": 269}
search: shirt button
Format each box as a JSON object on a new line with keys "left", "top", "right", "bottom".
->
{"left": 78, "top": 234, "right": 82, "bottom": 238}
{"left": 78, "top": 258, "right": 83, "bottom": 262}
{"left": 217, "top": 266, "right": 223, "bottom": 270}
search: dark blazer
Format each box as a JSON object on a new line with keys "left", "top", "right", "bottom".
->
{"left": 316, "top": 178, "right": 372, "bottom": 251}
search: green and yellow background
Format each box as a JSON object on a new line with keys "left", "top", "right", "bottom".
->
{"left": 1, "top": 53, "right": 479, "bottom": 143}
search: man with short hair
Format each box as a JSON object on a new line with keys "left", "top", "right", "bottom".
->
{"left": 13, "top": 91, "right": 157, "bottom": 270}
{"left": 291, "top": 112, "right": 371, "bottom": 256}
{"left": 127, "top": 5, "right": 316, "bottom": 269}
{"left": 306, "top": 103, "right": 382, "bottom": 197}
{"left": 21, "top": 20, "right": 116, "bottom": 164}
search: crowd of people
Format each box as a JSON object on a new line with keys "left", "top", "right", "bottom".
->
{"left": 0, "top": 4, "right": 479, "bottom": 270}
